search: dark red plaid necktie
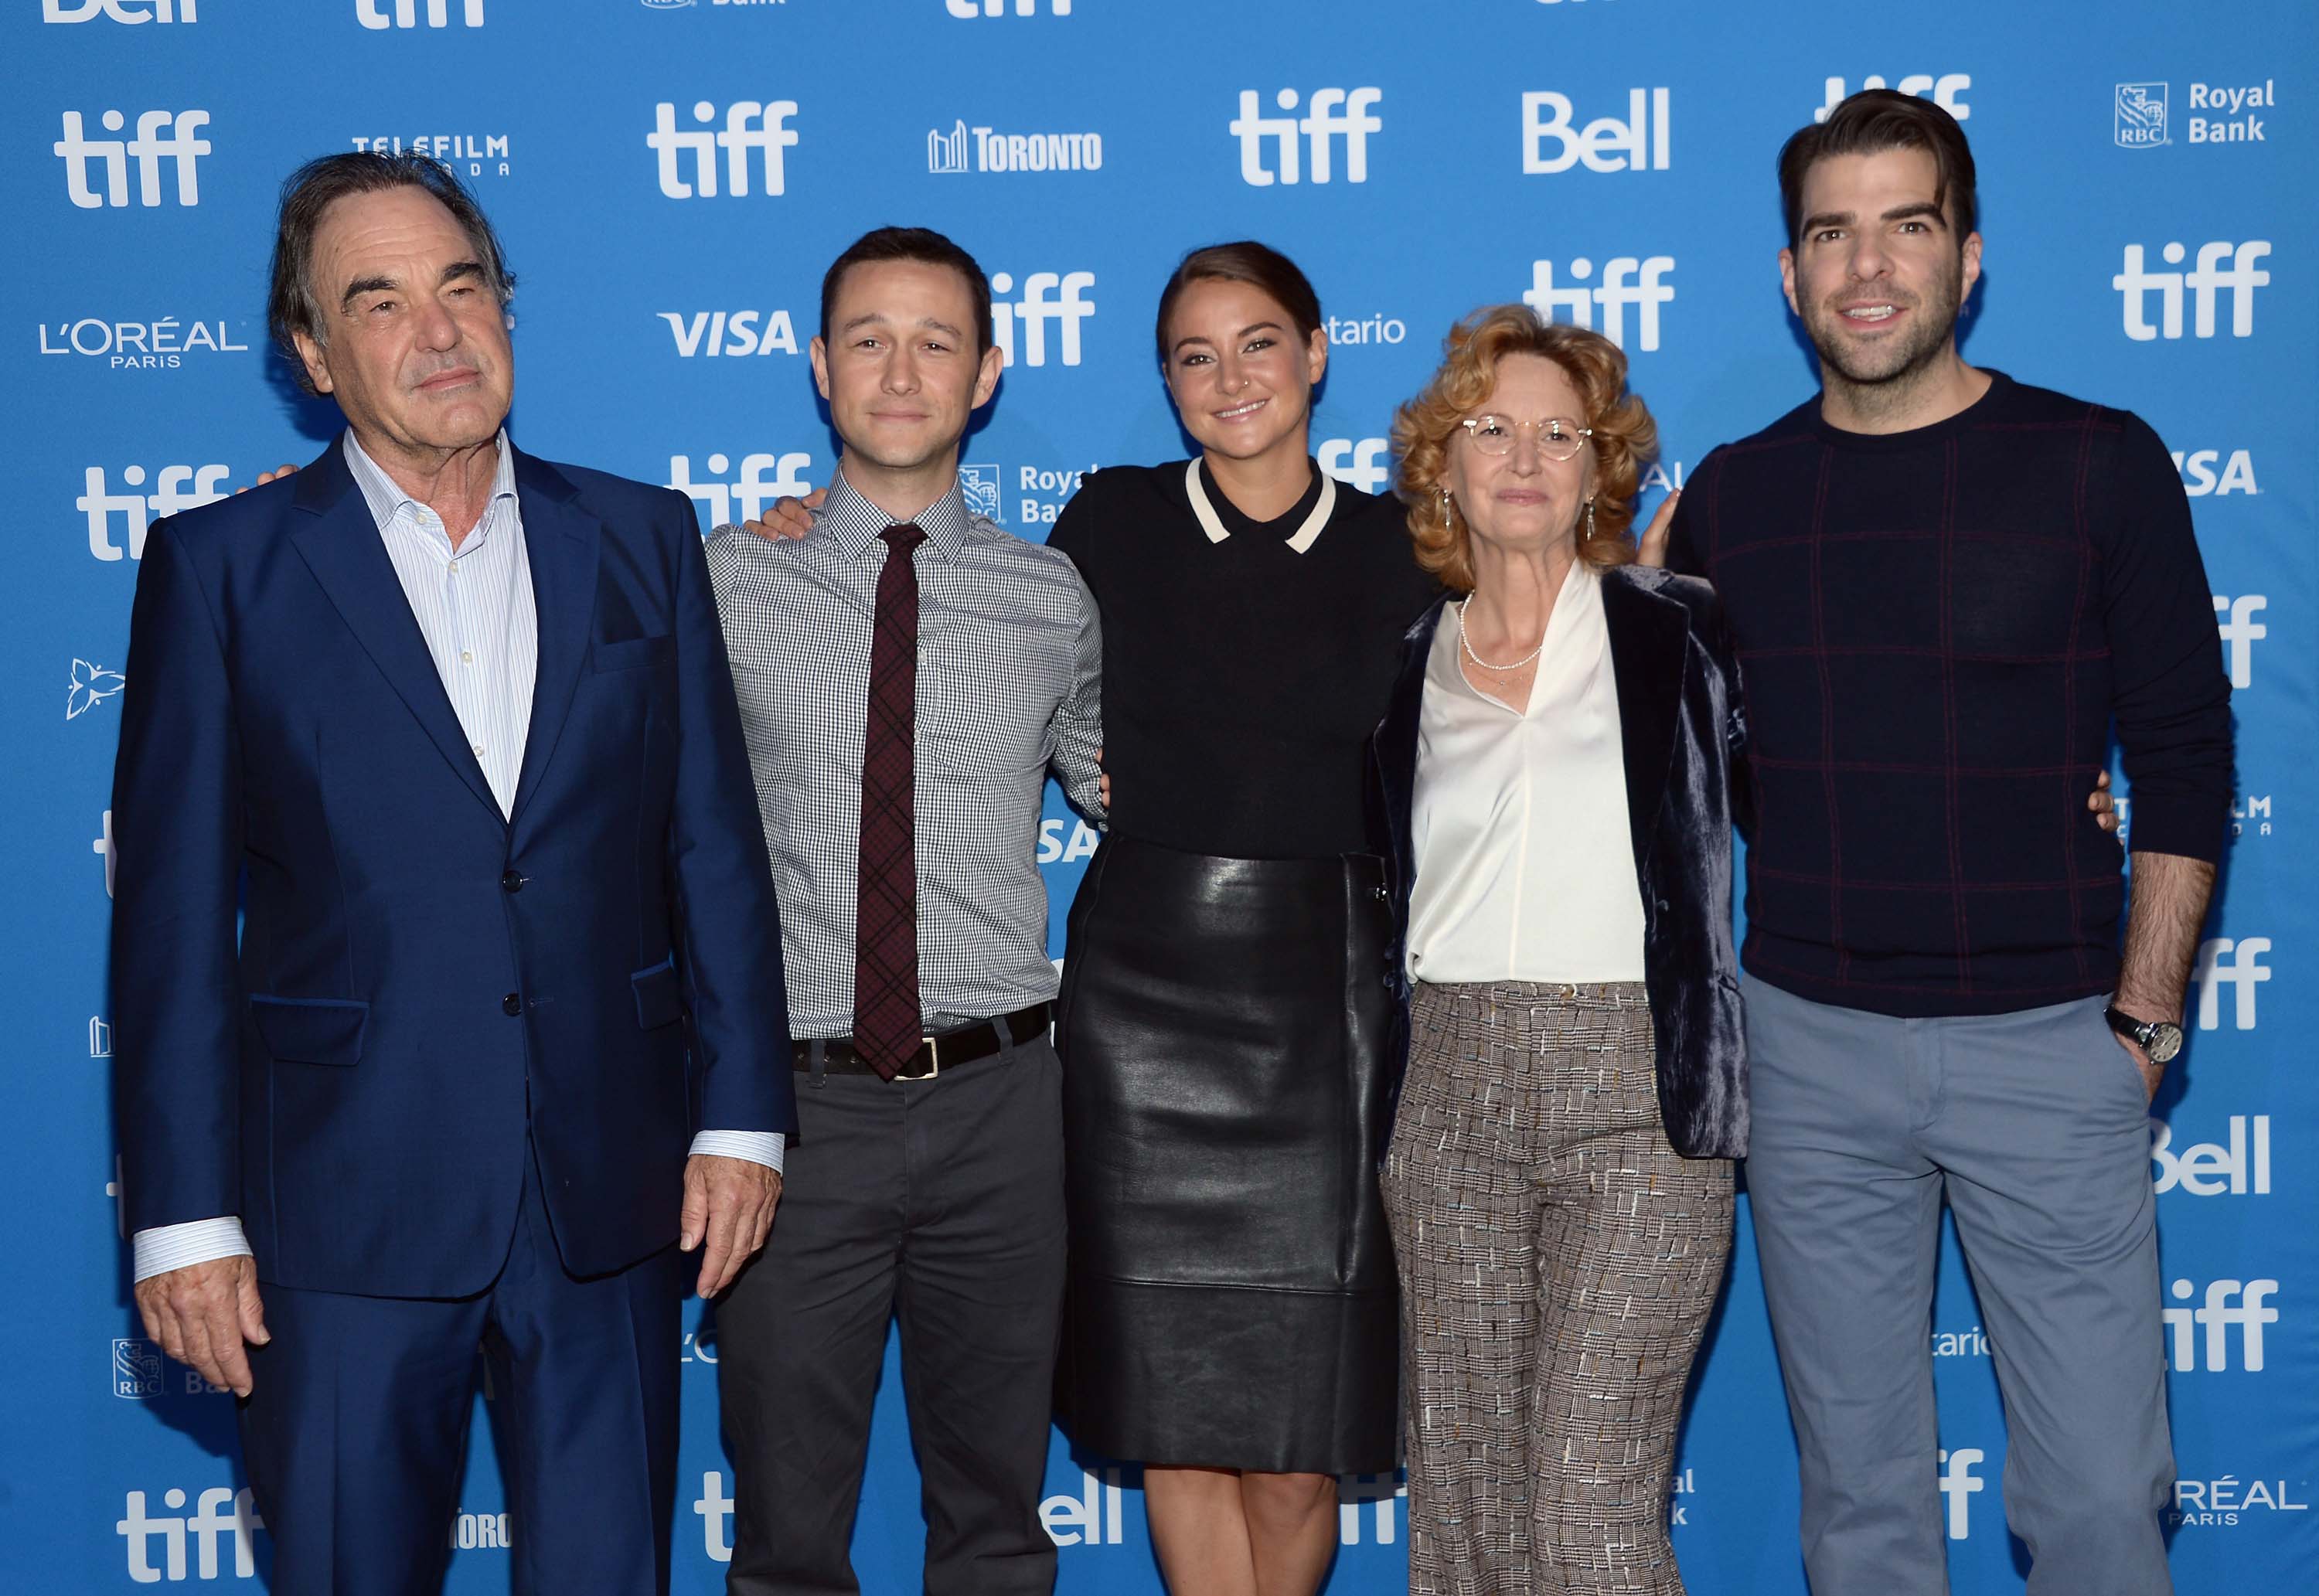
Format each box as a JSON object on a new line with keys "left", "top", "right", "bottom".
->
{"left": 853, "top": 522, "right": 928, "bottom": 1080}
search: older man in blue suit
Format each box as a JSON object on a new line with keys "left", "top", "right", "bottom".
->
{"left": 110, "top": 152, "right": 792, "bottom": 1596}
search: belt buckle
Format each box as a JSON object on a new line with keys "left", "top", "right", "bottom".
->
{"left": 897, "top": 1035, "right": 941, "bottom": 1081}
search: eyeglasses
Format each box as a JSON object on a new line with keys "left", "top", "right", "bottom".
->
{"left": 1458, "top": 415, "right": 1592, "bottom": 461}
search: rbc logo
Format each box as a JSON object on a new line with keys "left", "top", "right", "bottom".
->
{"left": 648, "top": 100, "right": 799, "bottom": 198}
{"left": 54, "top": 110, "right": 211, "bottom": 209}
{"left": 2192, "top": 936, "right": 2270, "bottom": 1029}
{"left": 114, "top": 1338, "right": 163, "bottom": 1398}
{"left": 959, "top": 464, "right": 1003, "bottom": 521}
{"left": 2116, "top": 83, "right": 2170, "bottom": 148}
{"left": 2163, "top": 1278, "right": 2278, "bottom": 1370}
{"left": 667, "top": 452, "right": 813, "bottom": 528}
{"left": 358, "top": 0, "right": 482, "bottom": 25}
{"left": 2212, "top": 594, "right": 2265, "bottom": 688}
{"left": 2114, "top": 241, "right": 2273, "bottom": 340}
{"left": 1523, "top": 257, "right": 1676, "bottom": 352}
{"left": 1521, "top": 90, "right": 1671, "bottom": 173}
{"left": 1320, "top": 437, "right": 1391, "bottom": 495}
{"left": 1232, "top": 88, "right": 1384, "bottom": 185}
{"left": 80, "top": 465, "right": 232, "bottom": 561}
{"left": 1817, "top": 74, "right": 1970, "bottom": 123}
{"left": 117, "top": 1487, "right": 266, "bottom": 1582}
{"left": 43, "top": 0, "right": 194, "bottom": 18}
{"left": 1937, "top": 1448, "right": 1984, "bottom": 1540}
{"left": 989, "top": 271, "right": 1095, "bottom": 367}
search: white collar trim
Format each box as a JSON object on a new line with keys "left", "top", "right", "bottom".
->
{"left": 1184, "top": 458, "right": 1337, "bottom": 553}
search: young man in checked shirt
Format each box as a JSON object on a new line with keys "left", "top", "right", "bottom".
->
{"left": 703, "top": 226, "right": 1105, "bottom": 1596}
{"left": 1657, "top": 94, "right": 2230, "bottom": 1594}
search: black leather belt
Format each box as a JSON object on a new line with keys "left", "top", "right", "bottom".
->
{"left": 793, "top": 1002, "right": 1052, "bottom": 1080}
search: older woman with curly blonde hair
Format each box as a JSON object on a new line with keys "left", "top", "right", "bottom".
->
{"left": 1367, "top": 305, "right": 1745, "bottom": 1596}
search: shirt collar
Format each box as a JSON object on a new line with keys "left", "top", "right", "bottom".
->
{"left": 820, "top": 467, "right": 972, "bottom": 563}
{"left": 341, "top": 428, "right": 519, "bottom": 537}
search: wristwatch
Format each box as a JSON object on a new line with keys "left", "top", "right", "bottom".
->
{"left": 2104, "top": 1004, "right": 2184, "bottom": 1064}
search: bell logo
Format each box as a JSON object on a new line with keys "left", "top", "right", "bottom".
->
{"left": 2193, "top": 936, "right": 2270, "bottom": 1029}
{"left": 1937, "top": 1448, "right": 1984, "bottom": 1540}
{"left": 2212, "top": 594, "right": 2264, "bottom": 688}
{"left": 1232, "top": 87, "right": 1384, "bottom": 186}
{"left": 55, "top": 110, "right": 211, "bottom": 209}
{"left": 1040, "top": 1468, "right": 1125, "bottom": 1546}
{"left": 648, "top": 100, "right": 799, "bottom": 199}
{"left": 357, "top": 0, "right": 482, "bottom": 26}
{"left": 667, "top": 451, "right": 814, "bottom": 529}
{"left": 80, "top": 465, "right": 233, "bottom": 561}
{"left": 989, "top": 271, "right": 1095, "bottom": 367}
{"left": 2152, "top": 1115, "right": 2271, "bottom": 1197}
{"left": 117, "top": 1487, "right": 265, "bottom": 1582}
{"left": 1521, "top": 90, "right": 1671, "bottom": 174}
{"left": 1522, "top": 257, "right": 1676, "bottom": 352}
{"left": 2163, "top": 1278, "right": 2279, "bottom": 1371}
{"left": 44, "top": 0, "right": 196, "bottom": 19}
{"left": 1817, "top": 74, "right": 1970, "bottom": 124}
{"left": 1320, "top": 437, "right": 1391, "bottom": 495}
{"left": 2114, "top": 241, "right": 2272, "bottom": 340}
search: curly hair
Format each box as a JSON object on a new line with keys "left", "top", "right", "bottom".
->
{"left": 1391, "top": 307, "right": 1659, "bottom": 594}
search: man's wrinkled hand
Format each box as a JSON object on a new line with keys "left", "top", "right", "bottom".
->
{"left": 134, "top": 1255, "right": 268, "bottom": 1397}
{"left": 679, "top": 1153, "right": 782, "bottom": 1298}
{"left": 744, "top": 487, "right": 824, "bottom": 543}
{"left": 2089, "top": 769, "right": 2120, "bottom": 834}
{"left": 1634, "top": 488, "right": 1681, "bottom": 569}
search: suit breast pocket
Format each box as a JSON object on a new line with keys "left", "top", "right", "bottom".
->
{"left": 591, "top": 635, "right": 675, "bottom": 674}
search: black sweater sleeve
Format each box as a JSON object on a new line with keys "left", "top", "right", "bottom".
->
{"left": 2093, "top": 410, "right": 2235, "bottom": 862}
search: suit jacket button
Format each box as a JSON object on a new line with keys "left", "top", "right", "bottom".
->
{"left": 502, "top": 869, "right": 524, "bottom": 893}
{"left": 502, "top": 992, "right": 522, "bottom": 1016}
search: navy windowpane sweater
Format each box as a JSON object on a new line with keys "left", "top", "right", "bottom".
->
{"left": 1667, "top": 371, "right": 2233, "bottom": 1017}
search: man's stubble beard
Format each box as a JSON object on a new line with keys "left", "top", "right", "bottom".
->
{"left": 1805, "top": 250, "right": 1967, "bottom": 419}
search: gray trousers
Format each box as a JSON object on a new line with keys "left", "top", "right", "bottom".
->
{"left": 717, "top": 1030, "right": 1066, "bottom": 1596}
{"left": 1743, "top": 980, "right": 2173, "bottom": 1596}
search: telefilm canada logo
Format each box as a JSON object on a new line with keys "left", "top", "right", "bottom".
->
{"left": 352, "top": 132, "right": 511, "bottom": 179}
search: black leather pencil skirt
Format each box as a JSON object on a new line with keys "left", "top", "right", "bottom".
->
{"left": 1054, "top": 835, "right": 1400, "bottom": 1475}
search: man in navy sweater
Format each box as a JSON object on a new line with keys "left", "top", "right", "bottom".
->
{"left": 1662, "top": 92, "right": 2229, "bottom": 1594}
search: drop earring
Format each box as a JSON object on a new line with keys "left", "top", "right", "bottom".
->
{"left": 1582, "top": 497, "right": 1597, "bottom": 541}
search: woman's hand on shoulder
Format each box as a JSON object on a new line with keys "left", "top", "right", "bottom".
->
{"left": 1634, "top": 489, "right": 1680, "bottom": 568}
{"left": 745, "top": 487, "right": 823, "bottom": 543}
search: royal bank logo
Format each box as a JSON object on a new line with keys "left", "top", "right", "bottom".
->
{"left": 113, "top": 1338, "right": 164, "bottom": 1398}
{"left": 68, "top": 659, "right": 126, "bottom": 721}
{"left": 649, "top": 100, "right": 799, "bottom": 199}
{"left": 1522, "top": 255, "right": 1676, "bottom": 352}
{"left": 959, "top": 463, "right": 1003, "bottom": 521}
{"left": 928, "top": 120, "right": 1102, "bottom": 174}
{"left": 357, "top": 0, "right": 482, "bottom": 26}
{"left": 54, "top": 110, "right": 211, "bottom": 209}
{"left": 2117, "top": 83, "right": 2170, "bottom": 148}
{"left": 1818, "top": 74, "right": 1971, "bottom": 124}
{"left": 44, "top": 0, "right": 196, "bottom": 19}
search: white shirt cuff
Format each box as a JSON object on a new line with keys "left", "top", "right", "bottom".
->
{"left": 132, "top": 1217, "right": 254, "bottom": 1284}
{"left": 689, "top": 1130, "right": 785, "bottom": 1174}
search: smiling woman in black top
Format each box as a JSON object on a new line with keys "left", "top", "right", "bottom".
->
{"left": 1047, "top": 243, "right": 1437, "bottom": 1596}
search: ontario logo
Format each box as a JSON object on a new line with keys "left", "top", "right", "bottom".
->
{"left": 68, "top": 659, "right": 126, "bottom": 720}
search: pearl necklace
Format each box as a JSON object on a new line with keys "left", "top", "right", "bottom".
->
{"left": 1456, "top": 598, "right": 1546, "bottom": 672}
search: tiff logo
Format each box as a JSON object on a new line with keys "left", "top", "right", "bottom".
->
{"left": 117, "top": 1487, "right": 265, "bottom": 1582}
{"left": 1523, "top": 256, "right": 1675, "bottom": 352}
{"left": 55, "top": 110, "right": 211, "bottom": 209}
{"left": 81, "top": 465, "right": 232, "bottom": 560}
{"left": 2212, "top": 594, "right": 2264, "bottom": 688}
{"left": 1937, "top": 1448, "right": 1984, "bottom": 1540}
{"left": 947, "top": 0, "right": 1071, "bottom": 13}
{"left": 989, "top": 271, "right": 1095, "bottom": 367}
{"left": 2192, "top": 936, "right": 2270, "bottom": 1029}
{"left": 669, "top": 452, "right": 813, "bottom": 527}
{"left": 358, "top": 0, "right": 481, "bottom": 25}
{"left": 1320, "top": 437, "right": 1391, "bottom": 495}
{"left": 2114, "top": 241, "right": 2272, "bottom": 340}
{"left": 1818, "top": 74, "right": 1971, "bottom": 123}
{"left": 1233, "top": 88, "right": 1383, "bottom": 185}
{"left": 44, "top": 0, "right": 196, "bottom": 18}
{"left": 1521, "top": 89, "right": 1670, "bottom": 173}
{"left": 649, "top": 100, "right": 798, "bottom": 198}
{"left": 2163, "top": 1278, "right": 2278, "bottom": 1370}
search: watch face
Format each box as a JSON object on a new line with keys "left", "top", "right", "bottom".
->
{"left": 2148, "top": 1023, "right": 2184, "bottom": 1064}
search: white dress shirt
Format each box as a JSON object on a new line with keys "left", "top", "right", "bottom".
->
{"left": 1407, "top": 561, "right": 1649, "bottom": 985}
{"left": 132, "top": 434, "right": 778, "bottom": 1285}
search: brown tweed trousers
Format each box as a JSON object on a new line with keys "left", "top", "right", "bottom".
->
{"left": 1383, "top": 981, "right": 1734, "bottom": 1595}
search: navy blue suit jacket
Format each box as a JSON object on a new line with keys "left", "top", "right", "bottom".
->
{"left": 111, "top": 439, "right": 793, "bottom": 1297}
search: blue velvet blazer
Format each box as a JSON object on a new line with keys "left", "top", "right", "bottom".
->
{"left": 1368, "top": 563, "right": 1751, "bottom": 1159}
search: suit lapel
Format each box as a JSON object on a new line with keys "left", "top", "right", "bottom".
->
{"left": 506, "top": 450, "right": 600, "bottom": 833}
{"left": 289, "top": 442, "right": 502, "bottom": 822}
{"left": 1603, "top": 567, "right": 1688, "bottom": 873}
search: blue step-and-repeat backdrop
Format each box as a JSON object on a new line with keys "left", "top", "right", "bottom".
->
{"left": 2, "top": 1, "right": 2311, "bottom": 1591}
